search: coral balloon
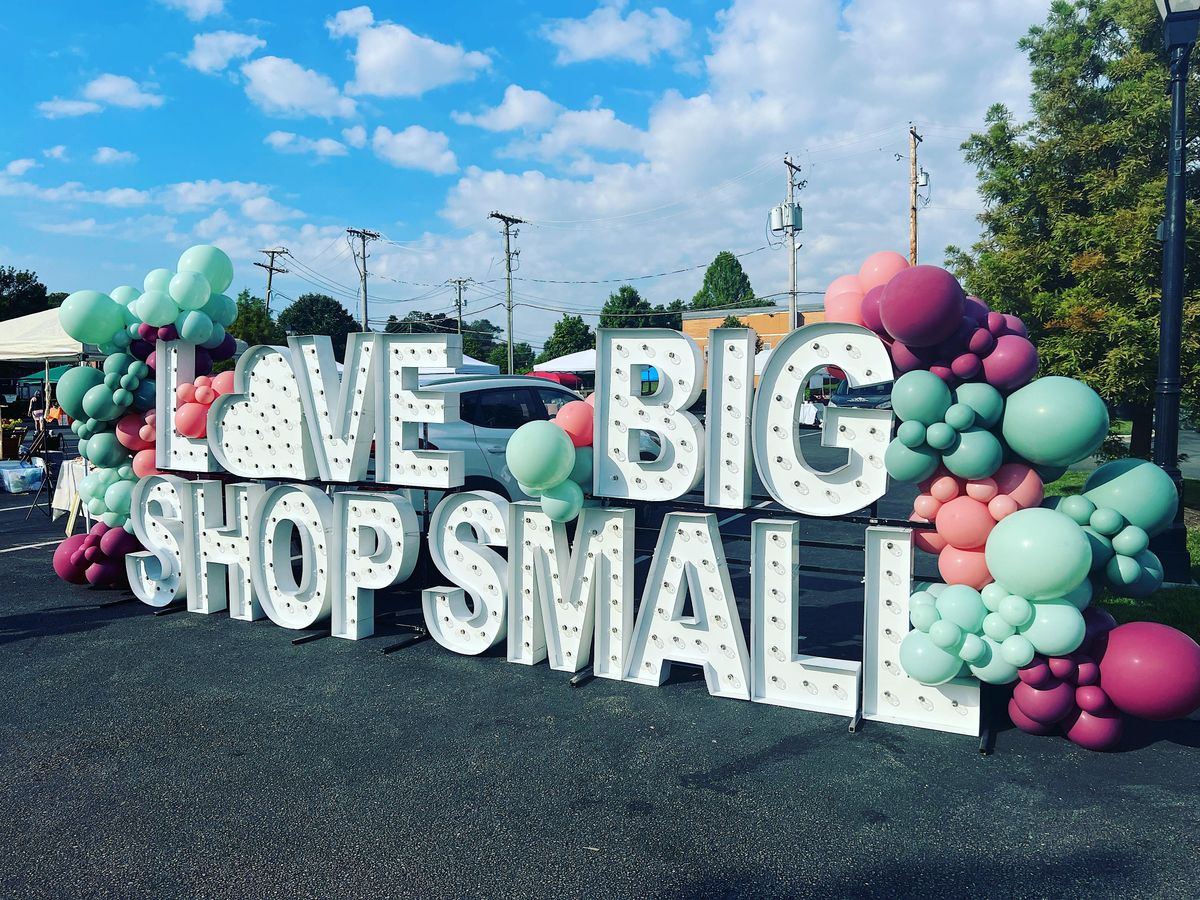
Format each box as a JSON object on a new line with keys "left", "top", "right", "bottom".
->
{"left": 937, "top": 546, "right": 993, "bottom": 589}
{"left": 176, "top": 402, "right": 209, "bottom": 439}
{"left": 858, "top": 251, "right": 909, "bottom": 292}
{"left": 1096, "top": 622, "right": 1200, "bottom": 720}
{"left": 935, "top": 496, "right": 995, "bottom": 550}
{"left": 554, "top": 400, "right": 594, "bottom": 448}
{"left": 212, "top": 370, "right": 236, "bottom": 395}
{"left": 132, "top": 448, "right": 159, "bottom": 478}
{"left": 824, "top": 290, "right": 865, "bottom": 327}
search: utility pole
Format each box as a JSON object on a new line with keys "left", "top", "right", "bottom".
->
{"left": 346, "top": 227, "right": 380, "bottom": 331}
{"left": 448, "top": 277, "right": 472, "bottom": 335}
{"left": 489, "top": 211, "right": 525, "bottom": 373}
{"left": 254, "top": 247, "right": 288, "bottom": 312}
{"left": 908, "top": 123, "right": 923, "bottom": 265}
{"left": 784, "top": 154, "right": 805, "bottom": 329}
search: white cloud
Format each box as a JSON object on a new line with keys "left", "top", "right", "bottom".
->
{"left": 82, "top": 74, "right": 164, "bottom": 109}
{"left": 341, "top": 125, "right": 367, "bottom": 148}
{"left": 185, "top": 31, "right": 266, "bottom": 73}
{"left": 36, "top": 218, "right": 101, "bottom": 235}
{"left": 37, "top": 98, "right": 102, "bottom": 118}
{"left": 543, "top": 2, "right": 691, "bottom": 65}
{"left": 327, "top": 5, "right": 490, "bottom": 97}
{"left": 43, "top": 145, "right": 68, "bottom": 160}
{"left": 240, "top": 196, "right": 302, "bottom": 222}
{"left": 35, "top": 214, "right": 178, "bottom": 239}
{"left": 241, "top": 56, "right": 357, "bottom": 118}
{"left": 372, "top": 125, "right": 457, "bottom": 174}
{"left": 156, "top": 0, "right": 224, "bottom": 20}
{"left": 93, "top": 147, "right": 138, "bottom": 164}
{"left": 159, "top": 179, "right": 269, "bottom": 211}
{"left": 508, "top": 107, "right": 644, "bottom": 161}
{"left": 4, "top": 159, "right": 39, "bottom": 176}
{"left": 264, "top": 131, "right": 348, "bottom": 158}
{"left": 0, "top": 177, "right": 151, "bottom": 207}
{"left": 452, "top": 85, "right": 561, "bottom": 132}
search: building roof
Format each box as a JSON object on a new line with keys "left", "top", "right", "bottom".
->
{"left": 681, "top": 301, "right": 821, "bottom": 321}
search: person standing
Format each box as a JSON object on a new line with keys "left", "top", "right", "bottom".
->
{"left": 28, "top": 389, "right": 45, "bottom": 432}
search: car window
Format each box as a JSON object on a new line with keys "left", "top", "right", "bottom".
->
{"left": 833, "top": 380, "right": 890, "bottom": 398}
{"left": 461, "top": 388, "right": 547, "bottom": 429}
{"left": 535, "top": 387, "right": 575, "bottom": 418}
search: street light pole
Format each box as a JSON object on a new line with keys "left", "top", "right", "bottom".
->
{"left": 1152, "top": 0, "right": 1199, "bottom": 583}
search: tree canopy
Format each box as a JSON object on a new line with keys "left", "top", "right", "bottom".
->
{"left": 488, "top": 342, "right": 534, "bottom": 374}
{"left": 0, "top": 266, "right": 52, "bottom": 320}
{"left": 599, "top": 285, "right": 685, "bottom": 329}
{"left": 536, "top": 314, "right": 594, "bottom": 364}
{"left": 948, "top": 0, "right": 1200, "bottom": 456}
{"left": 228, "top": 289, "right": 284, "bottom": 347}
{"left": 462, "top": 318, "right": 502, "bottom": 362}
{"left": 691, "top": 251, "right": 759, "bottom": 311}
{"left": 277, "top": 293, "right": 360, "bottom": 360}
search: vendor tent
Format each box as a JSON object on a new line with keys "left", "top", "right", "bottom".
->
{"left": 533, "top": 348, "right": 595, "bottom": 373}
{"left": 0, "top": 308, "right": 93, "bottom": 362}
{"left": 18, "top": 364, "right": 73, "bottom": 383}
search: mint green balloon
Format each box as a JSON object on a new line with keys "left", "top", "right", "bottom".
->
{"left": 925, "top": 422, "right": 957, "bottom": 450}
{"left": 929, "top": 619, "right": 963, "bottom": 651}
{"left": 1000, "top": 634, "right": 1036, "bottom": 667}
{"left": 177, "top": 310, "right": 214, "bottom": 345}
{"left": 505, "top": 420, "right": 575, "bottom": 490}
{"left": 1082, "top": 526, "right": 1115, "bottom": 571}
{"left": 884, "top": 438, "right": 939, "bottom": 483}
{"left": 968, "top": 636, "right": 1020, "bottom": 684}
{"left": 143, "top": 268, "right": 174, "bottom": 293}
{"left": 982, "top": 611, "right": 1016, "bottom": 641}
{"left": 201, "top": 322, "right": 227, "bottom": 349}
{"left": 953, "top": 382, "right": 1004, "bottom": 429}
{"left": 85, "top": 432, "right": 130, "bottom": 468}
{"left": 568, "top": 446, "right": 593, "bottom": 487}
{"left": 1083, "top": 459, "right": 1179, "bottom": 537}
{"left": 1089, "top": 507, "right": 1124, "bottom": 536}
{"left": 204, "top": 293, "right": 238, "bottom": 327}
{"left": 178, "top": 244, "right": 234, "bottom": 294}
{"left": 985, "top": 507, "right": 1091, "bottom": 601}
{"left": 103, "top": 352, "right": 134, "bottom": 376}
{"left": 958, "top": 633, "right": 988, "bottom": 666}
{"left": 1001, "top": 376, "right": 1108, "bottom": 467}
{"left": 999, "top": 593, "right": 1033, "bottom": 628}
{"left": 169, "top": 270, "right": 212, "bottom": 310}
{"left": 936, "top": 584, "right": 987, "bottom": 632}
{"left": 1060, "top": 577, "right": 1093, "bottom": 611}
{"left": 518, "top": 482, "right": 543, "bottom": 498}
{"left": 540, "top": 479, "right": 584, "bottom": 523}
{"left": 899, "top": 630, "right": 962, "bottom": 685}
{"left": 910, "top": 603, "right": 939, "bottom": 632}
{"left": 981, "top": 582, "right": 1008, "bottom": 612}
{"left": 1127, "top": 549, "right": 1164, "bottom": 597}
{"left": 1019, "top": 598, "right": 1086, "bottom": 656}
{"left": 943, "top": 402, "right": 975, "bottom": 432}
{"left": 942, "top": 427, "right": 1003, "bottom": 479}
{"left": 104, "top": 479, "right": 134, "bottom": 516}
{"left": 110, "top": 285, "right": 141, "bottom": 306}
{"left": 892, "top": 370, "right": 952, "bottom": 426}
{"left": 1112, "top": 525, "right": 1149, "bottom": 557}
{"left": 59, "top": 290, "right": 126, "bottom": 344}
{"left": 897, "top": 420, "right": 926, "bottom": 448}
{"left": 1058, "top": 494, "right": 1096, "bottom": 526}
{"left": 136, "top": 289, "right": 180, "bottom": 328}
{"left": 57, "top": 365, "right": 105, "bottom": 419}
{"left": 88, "top": 497, "right": 107, "bottom": 516}
{"left": 82, "top": 384, "right": 122, "bottom": 421}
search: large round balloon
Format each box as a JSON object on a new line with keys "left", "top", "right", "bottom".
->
{"left": 858, "top": 251, "right": 909, "bottom": 292}
{"left": 505, "top": 420, "right": 576, "bottom": 490}
{"left": 1083, "top": 459, "right": 1179, "bottom": 537}
{"left": 59, "top": 290, "right": 127, "bottom": 345}
{"left": 1097, "top": 622, "right": 1200, "bottom": 720}
{"left": 178, "top": 245, "right": 234, "bottom": 295}
{"left": 56, "top": 365, "right": 106, "bottom": 420}
{"left": 1001, "top": 376, "right": 1109, "bottom": 467}
{"left": 878, "top": 265, "right": 965, "bottom": 347}
{"left": 891, "top": 370, "right": 952, "bottom": 426}
{"left": 984, "top": 507, "right": 1092, "bottom": 601}
{"left": 554, "top": 401, "right": 594, "bottom": 448}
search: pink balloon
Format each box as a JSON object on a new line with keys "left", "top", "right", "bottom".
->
{"left": 1014, "top": 679, "right": 1076, "bottom": 724}
{"left": 937, "top": 546, "right": 993, "bottom": 589}
{"left": 138, "top": 424, "right": 155, "bottom": 444}
{"left": 584, "top": 393, "right": 596, "bottom": 408}
{"left": 913, "top": 494, "right": 941, "bottom": 520}
{"left": 964, "top": 477, "right": 998, "bottom": 503}
{"left": 1064, "top": 708, "right": 1124, "bottom": 751}
{"left": 987, "top": 495, "right": 1020, "bottom": 521}
{"left": 212, "top": 370, "right": 236, "bottom": 396}
{"left": 929, "top": 474, "right": 961, "bottom": 503}
{"left": 132, "top": 448, "right": 159, "bottom": 478}
{"left": 909, "top": 511, "right": 947, "bottom": 554}
{"left": 176, "top": 402, "right": 208, "bottom": 439}
{"left": 991, "top": 463, "right": 1044, "bottom": 509}
{"left": 115, "top": 412, "right": 152, "bottom": 452}
{"left": 194, "top": 386, "right": 216, "bottom": 405}
{"left": 857, "top": 251, "right": 909, "bottom": 292}
{"left": 1008, "top": 697, "right": 1059, "bottom": 735}
{"left": 935, "top": 496, "right": 995, "bottom": 550}
{"left": 554, "top": 400, "right": 594, "bottom": 448}
{"left": 176, "top": 383, "right": 197, "bottom": 404}
{"left": 824, "top": 290, "right": 865, "bottom": 327}
{"left": 194, "top": 375, "right": 212, "bottom": 388}
{"left": 1096, "top": 622, "right": 1200, "bottom": 720}
{"left": 823, "top": 274, "right": 863, "bottom": 302}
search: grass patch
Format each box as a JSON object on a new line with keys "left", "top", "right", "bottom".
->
{"left": 1043, "top": 470, "right": 1089, "bottom": 498}
{"left": 1110, "top": 419, "right": 1132, "bottom": 436}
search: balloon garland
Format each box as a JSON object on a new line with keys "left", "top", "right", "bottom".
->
{"left": 53, "top": 245, "right": 238, "bottom": 587}
{"left": 826, "top": 252, "right": 1200, "bottom": 750}
{"left": 505, "top": 396, "right": 596, "bottom": 523}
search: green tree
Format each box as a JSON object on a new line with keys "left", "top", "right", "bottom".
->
{"left": 228, "top": 289, "right": 284, "bottom": 347}
{"left": 488, "top": 342, "right": 534, "bottom": 374}
{"left": 277, "top": 293, "right": 359, "bottom": 360}
{"left": 0, "top": 266, "right": 51, "bottom": 319}
{"left": 948, "top": 0, "right": 1200, "bottom": 458}
{"left": 536, "top": 314, "right": 594, "bottom": 364}
{"left": 599, "top": 285, "right": 686, "bottom": 329}
{"left": 720, "top": 315, "right": 764, "bottom": 352}
{"left": 47, "top": 291, "right": 68, "bottom": 308}
{"left": 385, "top": 310, "right": 456, "bottom": 335}
{"left": 691, "top": 251, "right": 761, "bottom": 311}
{"left": 462, "top": 318, "right": 502, "bottom": 361}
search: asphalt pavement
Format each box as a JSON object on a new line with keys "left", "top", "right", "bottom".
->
{"left": 0, "top": 444, "right": 1198, "bottom": 898}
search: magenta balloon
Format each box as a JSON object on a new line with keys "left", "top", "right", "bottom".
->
{"left": 1075, "top": 659, "right": 1100, "bottom": 686}
{"left": 929, "top": 364, "right": 955, "bottom": 385}
{"left": 1063, "top": 708, "right": 1124, "bottom": 751}
{"left": 85, "top": 559, "right": 126, "bottom": 587}
{"left": 1013, "top": 679, "right": 1077, "bottom": 724}
{"left": 1017, "top": 657, "right": 1055, "bottom": 688}
{"left": 115, "top": 412, "right": 152, "bottom": 451}
{"left": 1003, "top": 314, "right": 1027, "bottom": 337}
{"left": 889, "top": 340, "right": 937, "bottom": 373}
{"left": 1047, "top": 656, "right": 1077, "bottom": 682}
{"left": 986, "top": 311, "right": 1006, "bottom": 335}
{"left": 157, "top": 324, "right": 179, "bottom": 342}
{"left": 860, "top": 285, "right": 886, "bottom": 333}
{"left": 99, "top": 525, "right": 140, "bottom": 558}
{"left": 53, "top": 535, "right": 90, "bottom": 584}
{"left": 1007, "top": 697, "right": 1058, "bottom": 735}
{"left": 964, "top": 296, "right": 990, "bottom": 324}
{"left": 951, "top": 353, "right": 981, "bottom": 379}
{"left": 1075, "top": 685, "right": 1112, "bottom": 714}
{"left": 981, "top": 334, "right": 1038, "bottom": 392}
{"left": 138, "top": 323, "right": 157, "bottom": 341}
{"left": 146, "top": 351, "right": 157, "bottom": 371}
{"left": 878, "top": 265, "right": 966, "bottom": 347}
{"left": 83, "top": 545, "right": 101, "bottom": 564}
{"left": 967, "top": 327, "right": 996, "bottom": 355}
{"left": 1097, "top": 622, "right": 1200, "bottom": 720}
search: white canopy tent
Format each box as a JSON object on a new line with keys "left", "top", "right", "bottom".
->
{"left": 0, "top": 308, "right": 92, "bottom": 362}
{"left": 533, "top": 348, "right": 596, "bottom": 373}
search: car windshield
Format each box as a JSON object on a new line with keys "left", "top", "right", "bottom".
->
{"left": 833, "top": 381, "right": 890, "bottom": 398}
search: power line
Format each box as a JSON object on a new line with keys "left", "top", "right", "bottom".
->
{"left": 481, "top": 245, "right": 772, "bottom": 286}
{"left": 489, "top": 211, "right": 526, "bottom": 374}
{"left": 254, "top": 248, "right": 288, "bottom": 313}
{"left": 347, "top": 227, "right": 380, "bottom": 331}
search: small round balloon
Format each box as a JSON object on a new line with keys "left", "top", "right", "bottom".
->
{"left": 505, "top": 420, "right": 576, "bottom": 490}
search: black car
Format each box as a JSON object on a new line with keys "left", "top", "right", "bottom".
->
{"left": 829, "top": 379, "right": 892, "bottom": 410}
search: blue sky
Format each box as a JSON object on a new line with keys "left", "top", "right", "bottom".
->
{"left": 1, "top": 0, "right": 1049, "bottom": 351}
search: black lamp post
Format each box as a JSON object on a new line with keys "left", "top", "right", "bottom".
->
{"left": 1153, "top": 0, "right": 1199, "bottom": 583}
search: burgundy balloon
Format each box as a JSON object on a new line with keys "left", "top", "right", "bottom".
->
{"left": 1003, "top": 314, "right": 1027, "bottom": 337}
{"left": 981, "top": 334, "right": 1038, "bottom": 392}
{"left": 964, "top": 296, "right": 990, "bottom": 325}
{"left": 157, "top": 324, "right": 179, "bottom": 342}
{"left": 1048, "top": 656, "right": 1077, "bottom": 682}
{"left": 85, "top": 559, "right": 126, "bottom": 587}
{"left": 860, "top": 285, "right": 886, "bottom": 334}
{"left": 1013, "top": 679, "right": 1077, "bottom": 724}
{"left": 193, "top": 348, "right": 213, "bottom": 376}
{"left": 986, "top": 311, "right": 1007, "bottom": 335}
{"left": 1075, "top": 685, "right": 1112, "bottom": 714}
{"left": 889, "top": 341, "right": 938, "bottom": 373}
{"left": 967, "top": 327, "right": 996, "bottom": 356}
{"left": 130, "top": 339, "right": 153, "bottom": 361}
{"left": 1083, "top": 606, "right": 1118, "bottom": 645}
{"left": 138, "top": 323, "right": 157, "bottom": 341}
{"left": 53, "top": 535, "right": 90, "bottom": 584}
{"left": 54, "top": 522, "right": 139, "bottom": 588}
{"left": 99, "top": 526, "right": 139, "bottom": 558}
{"left": 1063, "top": 708, "right": 1124, "bottom": 752}
{"left": 1007, "top": 697, "right": 1058, "bottom": 736}
{"left": 1018, "top": 658, "right": 1054, "bottom": 689}
{"left": 213, "top": 333, "right": 237, "bottom": 361}
{"left": 929, "top": 364, "right": 955, "bottom": 384}
{"left": 1097, "top": 622, "right": 1200, "bottom": 721}
{"left": 951, "top": 353, "right": 981, "bottom": 380}
{"left": 1075, "top": 659, "right": 1100, "bottom": 686}
{"left": 878, "top": 265, "right": 966, "bottom": 347}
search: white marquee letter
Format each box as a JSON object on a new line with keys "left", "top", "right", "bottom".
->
{"left": 250, "top": 484, "right": 333, "bottom": 630}
{"left": 126, "top": 474, "right": 189, "bottom": 607}
{"left": 331, "top": 491, "right": 420, "bottom": 640}
{"left": 704, "top": 328, "right": 755, "bottom": 508}
{"left": 291, "top": 333, "right": 379, "bottom": 483}
{"left": 155, "top": 341, "right": 219, "bottom": 473}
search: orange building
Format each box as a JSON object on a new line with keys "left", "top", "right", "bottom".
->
{"left": 681, "top": 301, "right": 826, "bottom": 372}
